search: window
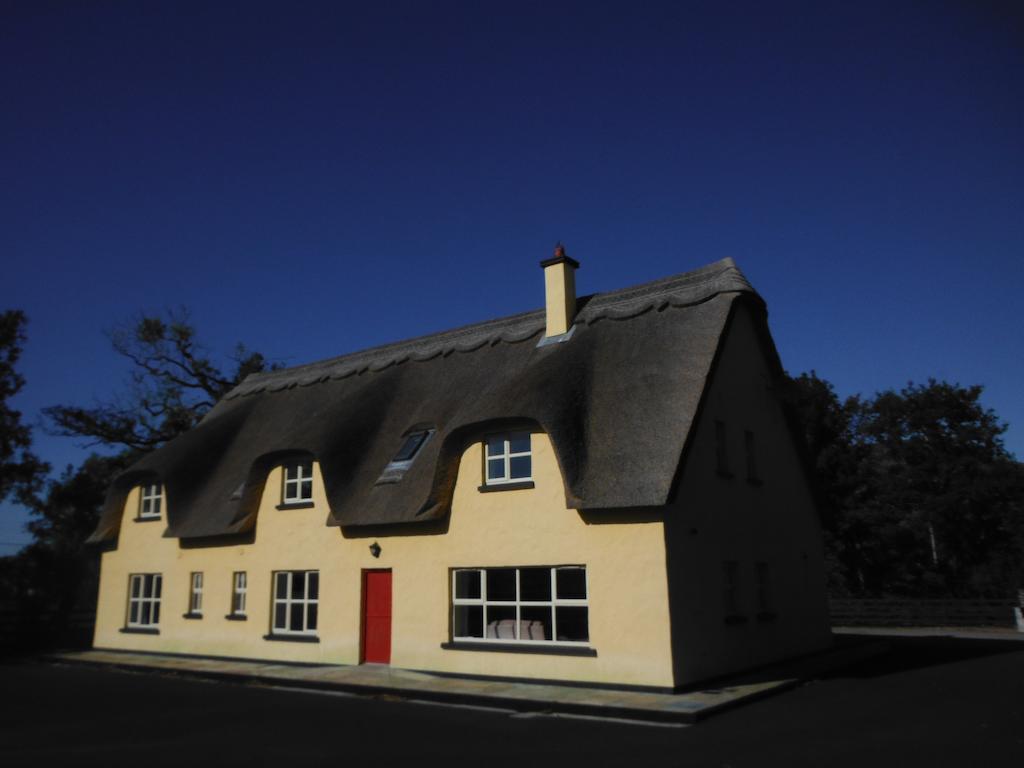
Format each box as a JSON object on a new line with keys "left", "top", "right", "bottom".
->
{"left": 187, "top": 572, "right": 203, "bottom": 615}
{"left": 376, "top": 428, "right": 435, "bottom": 485}
{"left": 231, "top": 571, "right": 247, "bottom": 617}
{"left": 271, "top": 570, "right": 319, "bottom": 636}
{"left": 484, "top": 432, "right": 532, "bottom": 485}
{"left": 745, "top": 430, "right": 759, "bottom": 483}
{"left": 127, "top": 573, "right": 162, "bottom": 628}
{"left": 715, "top": 420, "right": 730, "bottom": 476}
{"left": 282, "top": 461, "right": 314, "bottom": 504}
{"left": 393, "top": 430, "right": 430, "bottom": 463}
{"left": 451, "top": 566, "right": 589, "bottom": 645}
{"left": 138, "top": 483, "right": 163, "bottom": 519}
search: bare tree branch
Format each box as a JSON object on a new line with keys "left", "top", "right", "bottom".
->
{"left": 44, "top": 308, "right": 279, "bottom": 453}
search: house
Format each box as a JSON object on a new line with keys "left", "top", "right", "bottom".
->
{"left": 88, "top": 249, "right": 831, "bottom": 690}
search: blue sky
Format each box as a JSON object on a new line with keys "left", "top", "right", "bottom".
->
{"left": 1, "top": 1, "right": 1022, "bottom": 554}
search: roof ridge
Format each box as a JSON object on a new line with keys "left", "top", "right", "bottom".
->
{"left": 224, "top": 257, "right": 753, "bottom": 400}
{"left": 244, "top": 306, "right": 546, "bottom": 384}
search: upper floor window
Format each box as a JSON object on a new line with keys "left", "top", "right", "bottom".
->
{"left": 376, "top": 428, "right": 435, "bottom": 485}
{"left": 484, "top": 432, "right": 531, "bottom": 485}
{"left": 138, "top": 483, "right": 163, "bottom": 519}
{"left": 393, "top": 430, "right": 431, "bottom": 463}
{"left": 282, "top": 461, "right": 314, "bottom": 505}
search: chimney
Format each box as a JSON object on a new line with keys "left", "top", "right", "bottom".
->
{"left": 539, "top": 242, "right": 580, "bottom": 339}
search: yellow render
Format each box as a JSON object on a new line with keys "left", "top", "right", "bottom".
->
{"left": 94, "top": 432, "right": 676, "bottom": 688}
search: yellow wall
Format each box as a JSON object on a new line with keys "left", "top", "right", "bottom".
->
{"left": 94, "top": 433, "right": 675, "bottom": 687}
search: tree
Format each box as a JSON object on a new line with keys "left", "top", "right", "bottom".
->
{"left": 859, "top": 380, "right": 1024, "bottom": 596}
{"left": 11, "top": 454, "right": 133, "bottom": 649}
{"left": 786, "top": 373, "right": 1024, "bottom": 598}
{"left": 1, "top": 310, "right": 276, "bottom": 652}
{"left": 44, "top": 308, "right": 274, "bottom": 453}
{"left": 783, "top": 371, "right": 871, "bottom": 594}
{"left": 0, "top": 310, "right": 48, "bottom": 506}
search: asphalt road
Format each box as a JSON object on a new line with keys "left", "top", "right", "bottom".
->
{"left": 2, "top": 635, "right": 1023, "bottom": 767}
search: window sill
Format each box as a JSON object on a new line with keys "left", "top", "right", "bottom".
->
{"left": 724, "top": 614, "right": 749, "bottom": 625}
{"left": 225, "top": 614, "right": 248, "bottom": 621}
{"left": 756, "top": 611, "right": 777, "bottom": 623}
{"left": 263, "top": 633, "right": 319, "bottom": 643}
{"left": 440, "top": 641, "right": 596, "bottom": 657}
{"left": 132, "top": 516, "right": 162, "bottom": 523}
{"left": 477, "top": 481, "right": 535, "bottom": 493}
{"left": 120, "top": 627, "right": 159, "bottom": 635}
{"left": 276, "top": 501, "right": 315, "bottom": 510}
{"left": 182, "top": 612, "right": 203, "bottom": 620}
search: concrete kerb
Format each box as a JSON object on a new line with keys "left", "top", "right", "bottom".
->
{"left": 41, "top": 637, "right": 889, "bottom": 726}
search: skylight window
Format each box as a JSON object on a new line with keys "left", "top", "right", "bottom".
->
{"left": 394, "top": 431, "right": 429, "bottom": 463}
{"left": 375, "top": 428, "right": 435, "bottom": 485}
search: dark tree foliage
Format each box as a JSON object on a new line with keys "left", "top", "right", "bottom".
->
{"left": 6, "top": 454, "right": 133, "bottom": 651}
{"left": 783, "top": 372, "right": 868, "bottom": 595}
{"left": 1, "top": 311, "right": 275, "bottom": 653}
{"left": 859, "top": 381, "right": 1024, "bottom": 596}
{"left": 44, "top": 309, "right": 275, "bottom": 452}
{"left": 786, "top": 373, "right": 1024, "bottom": 598}
{"left": 0, "top": 310, "right": 48, "bottom": 506}
{"left": 26, "top": 454, "right": 131, "bottom": 553}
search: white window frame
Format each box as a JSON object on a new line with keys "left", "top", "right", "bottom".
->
{"left": 189, "top": 572, "right": 203, "bottom": 615}
{"left": 138, "top": 483, "right": 163, "bottom": 519}
{"left": 282, "top": 461, "right": 314, "bottom": 504}
{"left": 484, "top": 432, "right": 532, "bottom": 485}
{"left": 126, "top": 573, "right": 162, "bottom": 628}
{"left": 451, "top": 566, "right": 589, "bottom": 646}
{"left": 231, "top": 571, "right": 247, "bottom": 616}
{"left": 271, "top": 570, "right": 319, "bottom": 636}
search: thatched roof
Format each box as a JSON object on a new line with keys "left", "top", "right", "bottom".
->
{"left": 89, "top": 258, "right": 763, "bottom": 543}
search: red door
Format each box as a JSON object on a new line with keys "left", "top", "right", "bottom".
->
{"left": 362, "top": 570, "right": 392, "bottom": 664}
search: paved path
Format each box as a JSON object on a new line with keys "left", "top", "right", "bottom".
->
{"left": 5, "top": 632, "right": 1024, "bottom": 767}
{"left": 50, "top": 636, "right": 883, "bottom": 724}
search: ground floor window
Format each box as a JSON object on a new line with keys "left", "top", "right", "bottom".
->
{"left": 451, "top": 566, "right": 589, "bottom": 644}
{"left": 231, "top": 571, "right": 247, "bottom": 616}
{"left": 271, "top": 570, "right": 319, "bottom": 636}
{"left": 189, "top": 572, "right": 203, "bottom": 615}
{"left": 127, "top": 573, "right": 162, "bottom": 628}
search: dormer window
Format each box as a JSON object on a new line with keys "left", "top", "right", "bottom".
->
{"left": 138, "top": 483, "right": 163, "bottom": 520}
{"left": 485, "top": 432, "right": 532, "bottom": 486}
{"left": 376, "top": 428, "right": 435, "bottom": 485}
{"left": 282, "top": 461, "right": 314, "bottom": 505}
